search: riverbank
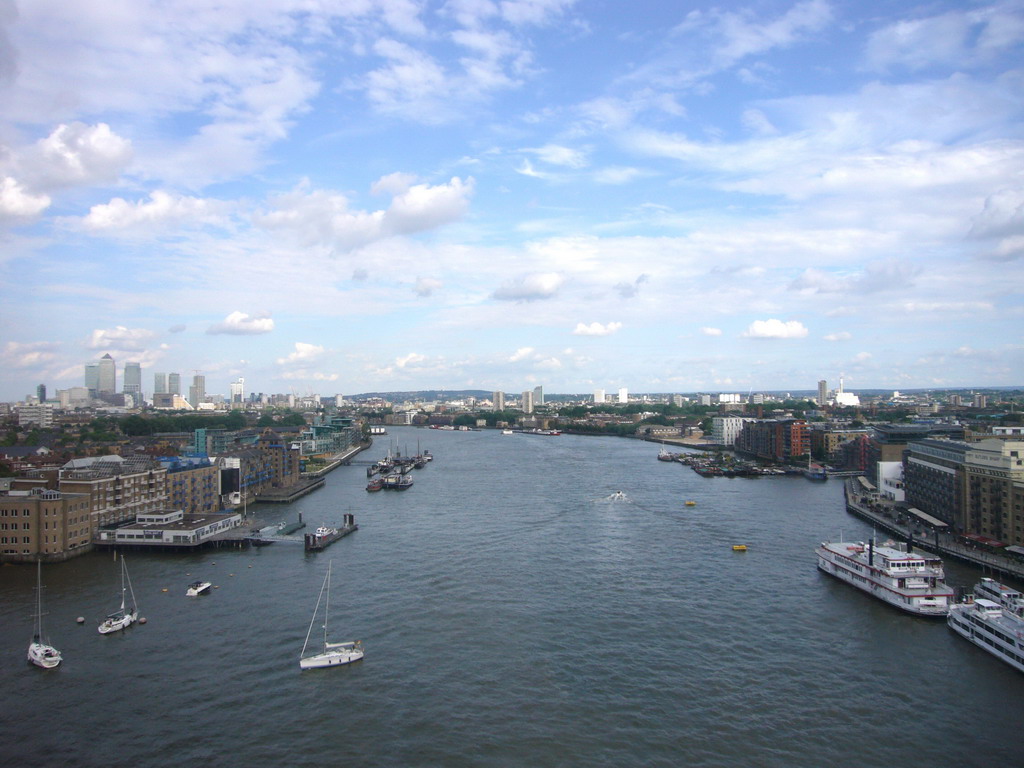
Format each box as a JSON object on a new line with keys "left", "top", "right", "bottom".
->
{"left": 842, "top": 479, "right": 1024, "bottom": 580}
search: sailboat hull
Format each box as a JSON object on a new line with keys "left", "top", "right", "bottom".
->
{"left": 98, "top": 610, "right": 137, "bottom": 634}
{"left": 300, "top": 643, "right": 364, "bottom": 669}
{"left": 28, "top": 641, "right": 62, "bottom": 668}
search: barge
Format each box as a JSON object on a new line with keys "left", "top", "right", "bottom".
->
{"left": 304, "top": 514, "right": 358, "bottom": 552}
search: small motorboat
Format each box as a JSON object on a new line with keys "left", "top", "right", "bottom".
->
{"left": 732, "top": 544, "right": 748, "bottom": 552}
{"left": 186, "top": 581, "right": 212, "bottom": 597}
{"left": 684, "top": 500, "right": 697, "bottom": 507}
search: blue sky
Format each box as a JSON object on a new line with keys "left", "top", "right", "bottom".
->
{"left": 1, "top": 0, "right": 1022, "bottom": 401}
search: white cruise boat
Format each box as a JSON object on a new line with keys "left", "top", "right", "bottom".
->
{"left": 815, "top": 539, "right": 954, "bottom": 616}
{"left": 973, "top": 577, "right": 1024, "bottom": 617}
{"left": 947, "top": 597, "right": 1024, "bottom": 674}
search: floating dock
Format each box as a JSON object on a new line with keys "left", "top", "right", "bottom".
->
{"left": 304, "top": 514, "right": 358, "bottom": 552}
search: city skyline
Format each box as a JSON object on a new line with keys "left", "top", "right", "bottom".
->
{"left": 2, "top": 1, "right": 1023, "bottom": 402}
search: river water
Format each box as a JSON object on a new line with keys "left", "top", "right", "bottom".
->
{"left": 2, "top": 428, "right": 1022, "bottom": 767}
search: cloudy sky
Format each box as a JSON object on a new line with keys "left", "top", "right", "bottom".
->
{"left": 2, "top": 0, "right": 1022, "bottom": 401}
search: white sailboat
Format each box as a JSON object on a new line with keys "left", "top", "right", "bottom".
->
{"left": 27, "top": 560, "right": 62, "bottom": 669}
{"left": 299, "top": 561, "right": 363, "bottom": 670}
{"left": 98, "top": 553, "right": 138, "bottom": 634}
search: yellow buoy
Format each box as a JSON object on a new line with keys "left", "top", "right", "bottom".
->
{"left": 732, "top": 544, "right": 748, "bottom": 552}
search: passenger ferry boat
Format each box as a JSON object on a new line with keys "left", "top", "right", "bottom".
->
{"left": 948, "top": 586, "right": 1024, "bottom": 674}
{"left": 815, "top": 539, "right": 954, "bottom": 616}
{"left": 973, "top": 577, "right": 1024, "bottom": 617}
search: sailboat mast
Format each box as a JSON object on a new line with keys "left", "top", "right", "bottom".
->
{"left": 323, "top": 561, "right": 331, "bottom": 649}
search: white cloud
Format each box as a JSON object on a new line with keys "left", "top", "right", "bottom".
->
{"left": 207, "top": 311, "right": 275, "bottom": 335}
{"left": 276, "top": 342, "right": 324, "bottom": 365}
{"left": 572, "top": 321, "right": 622, "bottom": 336}
{"left": 593, "top": 166, "right": 647, "bottom": 185}
{"left": 743, "top": 319, "right": 808, "bottom": 339}
{"left": 254, "top": 176, "right": 474, "bottom": 251}
{"left": 83, "top": 190, "right": 230, "bottom": 232}
{"left": 88, "top": 326, "right": 155, "bottom": 350}
{"left": 700, "top": 327, "right": 723, "bottom": 336}
{"left": 524, "top": 144, "right": 588, "bottom": 168}
{"left": 26, "top": 122, "right": 133, "bottom": 190}
{"left": 824, "top": 331, "right": 852, "bottom": 341}
{"left": 413, "top": 277, "right": 442, "bottom": 296}
{"left": 2, "top": 341, "right": 59, "bottom": 368}
{"left": 493, "top": 272, "right": 564, "bottom": 301}
{"left": 509, "top": 347, "right": 535, "bottom": 362}
{"left": 0, "top": 177, "right": 50, "bottom": 222}
{"left": 396, "top": 352, "right": 427, "bottom": 368}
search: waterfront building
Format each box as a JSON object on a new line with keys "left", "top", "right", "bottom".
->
{"left": 493, "top": 391, "right": 505, "bottom": 411}
{"left": 962, "top": 439, "right": 1024, "bottom": 546}
{"left": 57, "top": 455, "right": 169, "bottom": 531}
{"left": 711, "top": 416, "right": 754, "bottom": 447}
{"left": 735, "top": 419, "right": 809, "bottom": 462}
{"left": 810, "top": 427, "right": 870, "bottom": 462}
{"left": 292, "top": 418, "right": 360, "bottom": 459}
{"left": 522, "top": 390, "right": 535, "bottom": 414}
{"left": 216, "top": 429, "right": 301, "bottom": 506}
{"left": 123, "top": 362, "right": 142, "bottom": 402}
{"left": 161, "top": 456, "right": 221, "bottom": 516}
{"left": 0, "top": 488, "right": 93, "bottom": 563}
{"left": 904, "top": 439, "right": 969, "bottom": 529}
{"left": 95, "top": 509, "right": 241, "bottom": 547}
{"left": 168, "top": 372, "right": 181, "bottom": 396}
{"left": 97, "top": 354, "right": 116, "bottom": 396}
{"left": 154, "top": 372, "right": 167, "bottom": 394}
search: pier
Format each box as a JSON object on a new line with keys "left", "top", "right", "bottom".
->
{"left": 843, "top": 479, "right": 1024, "bottom": 580}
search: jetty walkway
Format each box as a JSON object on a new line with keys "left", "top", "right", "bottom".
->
{"left": 843, "top": 479, "right": 1024, "bottom": 581}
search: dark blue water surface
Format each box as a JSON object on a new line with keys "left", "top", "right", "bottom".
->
{"left": 2, "top": 428, "right": 1022, "bottom": 767}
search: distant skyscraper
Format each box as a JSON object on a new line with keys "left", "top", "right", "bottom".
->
{"left": 123, "top": 362, "right": 142, "bottom": 400}
{"left": 229, "top": 377, "right": 245, "bottom": 404}
{"left": 818, "top": 379, "right": 828, "bottom": 406}
{"left": 672, "top": 394, "right": 684, "bottom": 407}
{"left": 84, "top": 362, "right": 99, "bottom": 395}
{"left": 97, "top": 353, "right": 116, "bottom": 395}
{"left": 189, "top": 374, "right": 206, "bottom": 408}
{"left": 521, "top": 390, "right": 534, "bottom": 414}
{"left": 154, "top": 372, "right": 167, "bottom": 394}
{"left": 493, "top": 391, "right": 505, "bottom": 411}
{"left": 533, "top": 385, "right": 544, "bottom": 406}
{"left": 168, "top": 372, "right": 181, "bottom": 395}
{"left": 594, "top": 388, "right": 605, "bottom": 404}
{"left": 618, "top": 387, "right": 628, "bottom": 404}
{"left": 36, "top": 384, "right": 46, "bottom": 403}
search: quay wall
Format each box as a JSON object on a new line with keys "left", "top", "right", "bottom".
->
{"left": 843, "top": 480, "right": 1024, "bottom": 581}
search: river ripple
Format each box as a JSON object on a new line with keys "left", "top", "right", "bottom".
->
{"left": 2, "top": 427, "right": 1022, "bottom": 767}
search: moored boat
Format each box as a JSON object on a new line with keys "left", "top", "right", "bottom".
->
{"left": 186, "top": 581, "right": 212, "bottom": 597}
{"left": 973, "top": 577, "right": 1024, "bottom": 617}
{"left": 299, "top": 561, "right": 364, "bottom": 670}
{"left": 99, "top": 553, "right": 139, "bottom": 634}
{"left": 815, "top": 538, "right": 953, "bottom": 616}
{"left": 366, "top": 478, "right": 383, "bottom": 492}
{"left": 947, "top": 594, "right": 1024, "bottom": 673}
{"left": 304, "top": 515, "right": 358, "bottom": 551}
{"left": 28, "top": 560, "right": 62, "bottom": 669}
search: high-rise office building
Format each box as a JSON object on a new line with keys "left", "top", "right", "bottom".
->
{"left": 229, "top": 377, "right": 245, "bottom": 404}
{"left": 124, "top": 362, "right": 142, "bottom": 400}
{"left": 36, "top": 384, "right": 46, "bottom": 403}
{"left": 493, "top": 391, "right": 505, "bottom": 411}
{"left": 594, "top": 388, "right": 605, "bottom": 404}
{"left": 618, "top": 387, "right": 628, "bottom": 404}
{"left": 97, "top": 353, "right": 116, "bottom": 395}
{"left": 85, "top": 362, "right": 99, "bottom": 395}
{"left": 818, "top": 379, "right": 828, "bottom": 406}
{"left": 521, "top": 390, "right": 534, "bottom": 414}
{"left": 168, "top": 373, "right": 181, "bottom": 395}
{"left": 154, "top": 372, "right": 167, "bottom": 394}
{"left": 533, "top": 385, "right": 544, "bottom": 406}
{"left": 189, "top": 374, "right": 206, "bottom": 408}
